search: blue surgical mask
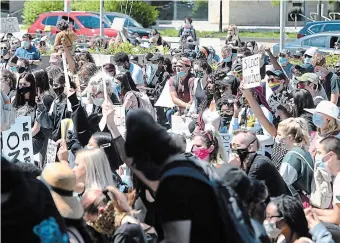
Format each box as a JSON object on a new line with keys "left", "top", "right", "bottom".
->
{"left": 315, "top": 154, "right": 326, "bottom": 168}
{"left": 10, "top": 66, "right": 17, "bottom": 73}
{"left": 22, "top": 41, "right": 30, "bottom": 49}
{"left": 312, "top": 113, "right": 325, "bottom": 128}
{"left": 304, "top": 57, "right": 311, "bottom": 64}
{"left": 224, "top": 57, "right": 231, "bottom": 63}
{"left": 279, "top": 57, "right": 287, "bottom": 65}
{"left": 178, "top": 71, "right": 186, "bottom": 78}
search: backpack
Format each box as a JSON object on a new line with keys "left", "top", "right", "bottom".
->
{"left": 161, "top": 154, "right": 260, "bottom": 243}
{"left": 310, "top": 165, "right": 333, "bottom": 209}
{"left": 132, "top": 91, "right": 157, "bottom": 121}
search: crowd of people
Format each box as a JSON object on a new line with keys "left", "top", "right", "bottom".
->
{"left": 1, "top": 18, "right": 340, "bottom": 243}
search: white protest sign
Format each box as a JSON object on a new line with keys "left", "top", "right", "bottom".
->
{"left": 114, "top": 105, "right": 126, "bottom": 127}
{"left": 111, "top": 18, "right": 125, "bottom": 31}
{"left": 171, "top": 115, "right": 192, "bottom": 135}
{"left": 155, "top": 80, "right": 175, "bottom": 108}
{"left": 45, "top": 139, "right": 58, "bottom": 165}
{"left": 0, "top": 17, "right": 20, "bottom": 33}
{"left": 1, "top": 116, "right": 34, "bottom": 163}
{"left": 242, "top": 54, "right": 262, "bottom": 89}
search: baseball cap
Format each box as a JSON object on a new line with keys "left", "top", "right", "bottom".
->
{"left": 266, "top": 70, "right": 286, "bottom": 79}
{"left": 280, "top": 49, "right": 291, "bottom": 56}
{"left": 295, "top": 63, "right": 314, "bottom": 73}
{"left": 216, "top": 75, "right": 237, "bottom": 87}
{"left": 304, "top": 47, "right": 318, "bottom": 57}
{"left": 44, "top": 26, "right": 52, "bottom": 32}
{"left": 296, "top": 73, "right": 319, "bottom": 85}
{"left": 179, "top": 57, "right": 191, "bottom": 67}
{"left": 305, "top": 100, "right": 340, "bottom": 121}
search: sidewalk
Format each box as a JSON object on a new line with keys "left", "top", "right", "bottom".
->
{"left": 154, "top": 21, "right": 303, "bottom": 33}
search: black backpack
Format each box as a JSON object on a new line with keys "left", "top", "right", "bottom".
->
{"left": 161, "top": 154, "right": 260, "bottom": 243}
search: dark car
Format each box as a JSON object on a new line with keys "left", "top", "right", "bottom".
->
{"left": 297, "top": 20, "right": 340, "bottom": 38}
{"left": 104, "top": 12, "right": 152, "bottom": 38}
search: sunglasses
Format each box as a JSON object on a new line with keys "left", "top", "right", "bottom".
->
{"left": 230, "top": 137, "right": 257, "bottom": 150}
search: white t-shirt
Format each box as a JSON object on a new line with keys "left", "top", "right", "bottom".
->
{"left": 333, "top": 173, "right": 340, "bottom": 207}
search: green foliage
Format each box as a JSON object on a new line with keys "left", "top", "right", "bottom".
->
{"left": 23, "top": 0, "right": 63, "bottom": 25}
{"left": 88, "top": 42, "right": 169, "bottom": 55}
{"left": 23, "top": 0, "right": 159, "bottom": 27}
{"left": 192, "top": 1, "right": 208, "bottom": 19}
{"left": 270, "top": 0, "right": 280, "bottom": 6}
{"left": 289, "top": 54, "right": 340, "bottom": 66}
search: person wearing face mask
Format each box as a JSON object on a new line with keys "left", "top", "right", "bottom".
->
{"left": 217, "top": 95, "right": 236, "bottom": 133}
{"left": 216, "top": 46, "right": 233, "bottom": 72}
{"left": 113, "top": 52, "right": 144, "bottom": 88}
{"left": 191, "top": 127, "right": 227, "bottom": 166}
{"left": 246, "top": 41, "right": 258, "bottom": 54}
{"left": 311, "top": 53, "right": 340, "bottom": 105}
{"left": 312, "top": 137, "right": 340, "bottom": 234}
{"left": 228, "top": 129, "right": 290, "bottom": 198}
{"left": 13, "top": 72, "right": 45, "bottom": 156}
{"left": 14, "top": 34, "right": 41, "bottom": 66}
{"left": 187, "top": 60, "right": 212, "bottom": 116}
{"left": 277, "top": 118, "right": 314, "bottom": 205}
{"left": 149, "top": 29, "right": 170, "bottom": 51}
{"left": 305, "top": 100, "right": 340, "bottom": 160}
{"left": 303, "top": 47, "right": 318, "bottom": 65}
{"left": 264, "top": 195, "right": 312, "bottom": 242}
{"left": 0, "top": 69, "right": 17, "bottom": 101}
{"left": 145, "top": 53, "right": 169, "bottom": 90}
{"left": 277, "top": 49, "right": 293, "bottom": 79}
{"left": 178, "top": 17, "right": 196, "bottom": 41}
{"left": 266, "top": 70, "right": 290, "bottom": 112}
{"left": 0, "top": 41, "right": 11, "bottom": 70}
{"left": 167, "top": 57, "right": 195, "bottom": 125}
{"left": 296, "top": 73, "right": 328, "bottom": 105}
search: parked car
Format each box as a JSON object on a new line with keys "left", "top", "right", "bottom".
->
{"left": 297, "top": 20, "right": 340, "bottom": 38}
{"left": 104, "top": 12, "right": 152, "bottom": 38}
{"left": 273, "top": 32, "right": 340, "bottom": 56}
{"left": 28, "top": 11, "right": 118, "bottom": 38}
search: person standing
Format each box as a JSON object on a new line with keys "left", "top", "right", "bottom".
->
{"left": 14, "top": 34, "right": 41, "bottom": 68}
{"left": 54, "top": 19, "right": 77, "bottom": 52}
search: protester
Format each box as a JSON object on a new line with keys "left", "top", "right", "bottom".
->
{"left": 225, "top": 24, "right": 241, "bottom": 58}
{"left": 266, "top": 70, "right": 290, "bottom": 112}
{"left": 191, "top": 126, "right": 227, "bottom": 165}
{"left": 264, "top": 195, "right": 312, "bottom": 242}
{"left": 277, "top": 49, "right": 293, "bottom": 79}
{"left": 15, "top": 34, "right": 41, "bottom": 66}
{"left": 296, "top": 73, "right": 328, "bottom": 105}
{"left": 114, "top": 52, "right": 144, "bottom": 87}
{"left": 277, "top": 118, "right": 314, "bottom": 205}
{"left": 54, "top": 19, "right": 77, "bottom": 52}
{"left": 81, "top": 187, "right": 148, "bottom": 242}
{"left": 228, "top": 129, "right": 290, "bottom": 197}
{"left": 178, "top": 17, "right": 196, "bottom": 41}
{"left": 115, "top": 72, "right": 140, "bottom": 112}
{"left": 40, "top": 163, "right": 95, "bottom": 242}
{"left": 149, "top": 29, "right": 170, "bottom": 50}
{"left": 216, "top": 45, "right": 233, "bottom": 72}
{"left": 311, "top": 53, "right": 340, "bottom": 105}
{"left": 0, "top": 40, "right": 11, "bottom": 70}
{"left": 0, "top": 69, "right": 16, "bottom": 100}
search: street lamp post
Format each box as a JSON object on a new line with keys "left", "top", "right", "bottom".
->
{"left": 279, "top": 0, "right": 286, "bottom": 52}
{"left": 100, "top": 0, "right": 104, "bottom": 37}
{"left": 219, "top": 0, "right": 223, "bottom": 33}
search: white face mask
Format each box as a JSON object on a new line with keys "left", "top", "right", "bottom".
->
{"left": 92, "top": 97, "right": 105, "bottom": 106}
{"left": 117, "top": 65, "right": 126, "bottom": 72}
{"left": 263, "top": 219, "right": 282, "bottom": 239}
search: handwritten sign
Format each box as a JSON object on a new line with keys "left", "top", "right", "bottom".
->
{"left": 220, "top": 133, "right": 232, "bottom": 161}
{"left": 0, "top": 17, "right": 20, "bottom": 33}
{"left": 242, "top": 54, "right": 261, "bottom": 89}
{"left": 1, "top": 116, "right": 34, "bottom": 164}
{"left": 45, "top": 139, "right": 58, "bottom": 165}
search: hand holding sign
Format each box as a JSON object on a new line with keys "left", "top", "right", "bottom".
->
{"left": 57, "top": 139, "right": 68, "bottom": 162}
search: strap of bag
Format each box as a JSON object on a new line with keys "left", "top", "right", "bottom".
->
{"left": 288, "top": 150, "right": 314, "bottom": 172}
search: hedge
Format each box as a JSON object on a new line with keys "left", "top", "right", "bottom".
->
{"left": 23, "top": 0, "right": 159, "bottom": 27}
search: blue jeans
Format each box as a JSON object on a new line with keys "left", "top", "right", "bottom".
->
{"left": 166, "top": 108, "right": 176, "bottom": 127}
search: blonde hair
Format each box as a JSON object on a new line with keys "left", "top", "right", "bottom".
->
{"left": 318, "top": 117, "right": 339, "bottom": 136}
{"left": 88, "top": 71, "right": 113, "bottom": 94}
{"left": 227, "top": 24, "right": 239, "bottom": 41}
{"left": 278, "top": 118, "right": 310, "bottom": 148}
{"left": 76, "top": 148, "right": 115, "bottom": 190}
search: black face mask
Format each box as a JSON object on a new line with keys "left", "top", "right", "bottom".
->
{"left": 18, "top": 86, "right": 32, "bottom": 95}
{"left": 195, "top": 71, "right": 204, "bottom": 78}
{"left": 18, "top": 66, "right": 27, "bottom": 74}
{"left": 53, "top": 86, "right": 64, "bottom": 96}
{"left": 231, "top": 148, "right": 253, "bottom": 162}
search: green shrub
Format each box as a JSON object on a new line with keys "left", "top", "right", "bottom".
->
{"left": 23, "top": 0, "right": 159, "bottom": 27}
{"left": 88, "top": 42, "right": 169, "bottom": 55}
{"left": 23, "top": 0, "right": 63, "bottom": 25}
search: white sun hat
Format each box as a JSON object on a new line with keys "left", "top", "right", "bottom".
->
{"left": 305, "top": 100, "right": 340, "bottom": 121}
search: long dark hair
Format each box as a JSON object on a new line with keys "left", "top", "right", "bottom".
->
{"left": 33, "top": 69, "right": 55, "bottom": 98}
{"left": 92, "top": 132, "right": 122, "bottom": 171}
{"left": 14, "top": 72, "right": 36, "bottom": 108}
{"left": 290, "top": 89, "right": 314, "bottom": 117}
{"left": 271, "top": 195, "right": 311, "bottom": 240}
{"left": 115, "top": 72, "right": 138, "bottom": 99}
{"left": 192, "top": 129, "right": 219, "bottom": 163}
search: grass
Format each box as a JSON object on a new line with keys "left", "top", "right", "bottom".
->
{"left": 159, "top": 29, "right": 297, "bottom": 39}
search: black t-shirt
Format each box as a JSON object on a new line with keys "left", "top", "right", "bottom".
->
{"left": 110, "top": 223, "right": 146, "bottom": 243}
{"left": 156, "top": 162, "right": 224, "bottom": 243}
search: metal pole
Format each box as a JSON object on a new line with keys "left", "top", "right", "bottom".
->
{"left": 64, "top": 0, "right": 70, "bottom": 13}
{"left": 279, "top": 0, "right": 286, "bottom": 52}
{"left": 219, "top": 0, "right": 222, "bottom": 32}
{"left": 317, "top": 0, "right": 322, "bottom": 21}
{"left": 100, "top": 0, "right": 104, "bottom": 37}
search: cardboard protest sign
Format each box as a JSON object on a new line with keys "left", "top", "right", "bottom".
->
{"left": 113, "top": 105, "right": 126, "bottom": 127}
{"left": 155, "top": 80, "right": 175, "bottom": 108}
{"left": 0, "top": 17, "right": 20, "bottom": 33}
{"left": 1, "top": 116, "right": 34, "bottom": 163}
{"left": 61, "top": 119, "right": 72, "bottom": 140}
{"left": 242, "top": 54, "right": 262, "bottom": 89}
{"left": 111, "top": 18, "right": 125, "bottom": 31}
{"left": 45, "top": 139, "right": 58, "bottom": 165}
